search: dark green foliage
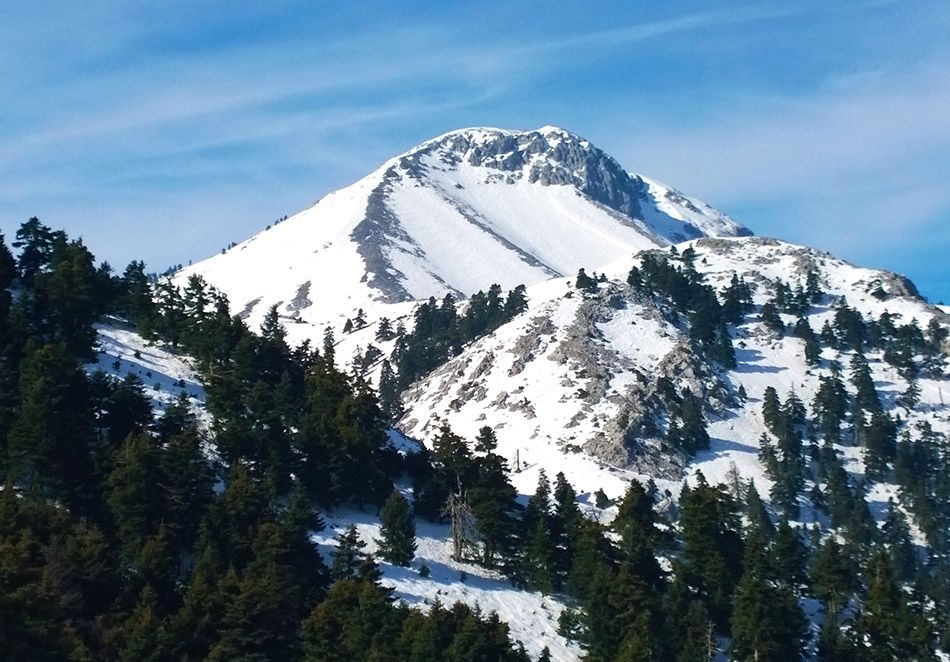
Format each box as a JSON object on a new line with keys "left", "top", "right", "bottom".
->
{"left": 377, "top": 490, "right": 417, "bottom": 566}
{"left": 575, "top": 268, "right": 597, "bottom": 292}
{"left": 3, "top": 220, "right": 949, "bottom": 660}
{"left": 331, "top": 525, "right": 371, "bottom": 582}
{"left": 612, "top": 479, "right": 664, "bottom": 587}
{"left": 519, "top": 470, "right": 557, "bottom": 592}
{"left": 8, "top": 342, "right": 96, "bottom": 510}
{"left": 0, "top": 224, "right": 533, "bottom": 660}
{"left": 118, "top": 261, "right": 157, "bottom": 335}
{"left": 743, "top": 481, "right": 773, "bottom": 540}
{"left": 377, "top": 358, "right": 401, "bottom": 421}
{"left": 468, "top": 427, "right": 519, "bottom": 566}
{"left": 852, "top": 551, "right": 934, "bottom": 660}
{"left": 301, "top": 580, "right": 529, "bottom": 662}
{"left": 635, "top": 252, "right": 738, "bottom": 368}
{"left": 0, "top": 232, "right": 16, "bottom": 290}
{"left": 771, "top": 517, "right": 808, "bottom": 588}
{"left": 721, "top": 273, "right": 753, "bottom": 324}
{"left": 810, "top": 537, "right": 854, "bottom": 612}
{"left": 676, "top": 477, "right": 744, "bottom": 631}
{"left": 667, "top": 388, "right": 710, "bottom": 454}
{"left": 12, "top": 217, "right": 65, "bottom": 287}
{"left": 880, "top": 499, "right": 917, "bottom": 582}
{"left": 833, "top": 301, "right": 867, "bottom": 350}
{"left": 759, "top": 302, "right": 784, "bottom": 334}
{"left": 730, "top": 535, "right": 806, "bottom": 661}
{"left": 395, "top": 285, "right": 528, "bottom": 390}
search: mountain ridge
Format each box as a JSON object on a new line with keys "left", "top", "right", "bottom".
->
{"left": 176, "top": 126, "right": 749, "bottom": 342}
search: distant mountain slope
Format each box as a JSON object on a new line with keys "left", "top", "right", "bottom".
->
{"left": 399, "top": 237, "right": 949, "bottom": 502}
{"left": 177, "top": 126, "right": 748, "bottom": 339}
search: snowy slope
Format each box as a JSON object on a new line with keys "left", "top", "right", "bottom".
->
{"left": 89, "top": 320, "right": 207, "bottom": 421}
{"left": 176, "top": 126, "right": 748, "bottom": 347}
{"left": 399, "top": 237, "right": 949, "bottom": 506}
{"left": 317, "top": 499, "right": 582, "bottom": 662}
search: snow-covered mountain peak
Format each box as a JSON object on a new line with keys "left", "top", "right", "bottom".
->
{"left": 177, "top": 126, "right": 751, "bottom": 341}
{"left": 397, "top": 125, "right": 665, "bottom": 226}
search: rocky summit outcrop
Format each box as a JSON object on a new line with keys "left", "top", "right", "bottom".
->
{"left": 177, "top": 126, "right": 749, "bottom": 342}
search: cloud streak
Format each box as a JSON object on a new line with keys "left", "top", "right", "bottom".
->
{"left": 0, "top": 1, "right": 947, "bottom": 299}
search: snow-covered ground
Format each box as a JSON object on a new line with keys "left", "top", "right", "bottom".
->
{"left": 175, "top": 126, "right": 747, "bottom": 355}
{"left": 316, "top": 498, "right": 582, "bottom": 662}
{"left": 89, "top": 321, "right": 206, "bottom": 420}
{"left": 400, "top": 237, "right": 949, "bottom": 519}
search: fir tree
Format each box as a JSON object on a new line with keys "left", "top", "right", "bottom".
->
{"left": 677, "top": 477, "right": 744, "bottom": 630}
{"left": 731, "top": 536, "right": 806, "bottom": 661}
{"left": 331, "top": 525, "right": 368, "bottom": 581}
{"left": 771, "top": 517, "right": 808, "bottom": 588}
{"left": 377, "top": 490, "right": 416, "bottom": 566}
{"left": 612, "top": 479, "right": 664, "bottom": 588}
{"left": 575, "top": 268, "right": 597, "bottom": 292}
{"left": 520, "top": 470, "right": 557, "bottom": 592}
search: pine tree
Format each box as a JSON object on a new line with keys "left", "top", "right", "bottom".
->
{"left": 771, "top": 517, "right": 808, "bottom": 588}
{"left": 731, "top": 536, "right": 806, "bottom": 661}
{"left": 677, "top": 478, "right": 744, "bottom": 630}
{"left": 0, "top": 232, "right": 15, "bottom": 291}
{"left": 880, "top": 499, "right": 916, "bottom": 582}
{"left": 331, "top": 525, "right": 368, "bottom": 581}
{"left": 12, "top": 217, "right": 61, "bottom": 286}
{"left": 377, "top": 359, "right": 401, "bottom": 422}
{"left": 468, "top": 427, "right": 518, "bottom": 566}
{"left": 375, "top": 316, "right": 394, "bottom": 341}
{"left": 160, "top": 426, "right": 213, "bottom": 550}
{"left": 503, "top": 284, "right": 528, "bottom": 318}
{"left": 810, "top": 537, "right": 854, "bottom": 614}
{"left": 377, "top": 490, "right": 416, "bottom": 566}
{"left": 744, "top": 482, "right": 774, "bottom": 539}
{"left": 550, "top": 472, "right": 581, "bottom": 581}
{"left": 612, "top": 479, "right": 664, "bottom": 588}
{"left": 520, "top": 470, "right": 557, "bottom": 592}
{"left": 575, "top": 268, "right": 597, "bottom": 292}
{"left": 8, "top": 343, "right": 96, "bottom": 510}
{"left": 107, "top": 432, "right": 165, "bottom": 559}
{"left": 762, "top": 386, "right": 782, "bottom": 433}
{"left": 854, "top": 550, "right": 933, "bottom": 660}
{"left": 118, "top": 585, "right": 164, "bottom": 662}
{"left": 760, "top": 302, "right": 784, "bottom": 334}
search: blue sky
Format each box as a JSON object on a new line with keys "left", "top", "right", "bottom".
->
{"left": 2, "top": 1, "right": 949, "bottom": 300}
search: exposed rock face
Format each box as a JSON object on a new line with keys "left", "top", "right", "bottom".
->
{"left": 178, "top": 126, "right": 750, "bottom": 338}
{"left": 436, "top": 128, "right": 647, "bottom": 219}
{"left": 401, "top": 277, "right": 732, "bottom": 480}
{"left": 347, "top": 127, "right": 751, "bottom": 303}
{"left": 398, "top": 235, "right": 948, "bottom": 493}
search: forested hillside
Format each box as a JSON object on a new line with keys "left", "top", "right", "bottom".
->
{"left": 0, "top": 220, "right": 532, "bottom": 661}
{"left": 2, "top": 218, "right": 949, "bottom": 661}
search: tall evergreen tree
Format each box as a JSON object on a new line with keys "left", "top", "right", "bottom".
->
{"left": 377, "top": 490, "right": 417, "bottom": 566}
{"left": 730, "top": 536, "right": 806, "bottom": 661}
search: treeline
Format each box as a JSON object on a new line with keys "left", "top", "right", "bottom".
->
{"left": 626, "top": 246, "right": 748, "bottom": 369}
{"left": 0, "top": 219, "right": 531, "bottom": 661}
{"left": 391, "top": 284, "right": 528, "bottom": 391}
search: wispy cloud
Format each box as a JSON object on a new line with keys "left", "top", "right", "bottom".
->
{"left": 0, "top": 1, "right": 947, "bottom": 298}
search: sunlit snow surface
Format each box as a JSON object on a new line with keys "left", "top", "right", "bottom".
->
{"left": 402, "top": 237, "right": 949, "bottom": 515}
{"left": 317, "top": 497, "right": 584, "bottom": 662}
{"left": 176, "top": 126, "right": 747, "bottom": 351}
{"left": 89, "top": 322, "right": 206, "bottom": 421}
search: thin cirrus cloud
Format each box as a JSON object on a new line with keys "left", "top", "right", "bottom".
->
{"left": 612, "top": 58, "right": 950, "bottom": 298}
{"left": 0, "top": 1, "right": 947, "bottom": 299}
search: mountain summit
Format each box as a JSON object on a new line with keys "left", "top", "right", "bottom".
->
{"left": 178, "top": 126, "right": 749, "bottom": 333}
